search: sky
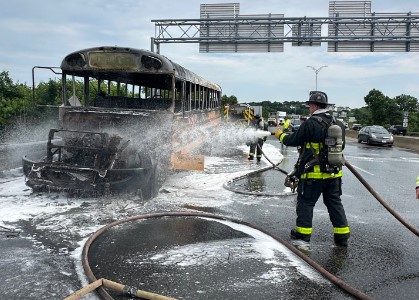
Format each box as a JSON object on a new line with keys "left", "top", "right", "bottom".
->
{"left": 1, "top": 0, "right": 419, "bottom": 108}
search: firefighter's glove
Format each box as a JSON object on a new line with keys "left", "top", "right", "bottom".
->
{"left": 284, "top": 175, "right": 298, "bottom": 193}
{"left": 274, "top": 129, "right": 283, "bottom": 140}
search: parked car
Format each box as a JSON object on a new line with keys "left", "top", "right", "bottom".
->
{"left": 351, "top": 123, "right": 362, "bottom": 131}
{"left": 388, "top": 125, "right": 407, "bottom": 136}
{"left": 357, "top": 125, "right": 394, "bottom": 147}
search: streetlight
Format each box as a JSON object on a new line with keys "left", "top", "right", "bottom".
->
{"left": 307, "top": 65, "right": 328, "bottom": 90}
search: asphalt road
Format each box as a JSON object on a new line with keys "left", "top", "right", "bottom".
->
{"left": 0, "top": 136, "right": 418, "bottom": 299}
{"left": 233, "top": 137, "right": 419, "bottom": 299}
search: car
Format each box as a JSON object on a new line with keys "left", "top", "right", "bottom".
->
{"left": 290, "top": 118, "right": 301, "bottom": 132}
{"left": 351, "top": 123, "right": 362, "bottom": 131}
{"left": 357, "top": 125, "right": 394, "bottom": 147}
{"left": 388, "top": 125, "right": 407, "bottom": 136}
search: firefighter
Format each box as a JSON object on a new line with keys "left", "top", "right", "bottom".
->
{"left": 248, "top": 115, "right": 267, "bottom": 162}
{"left": 283, "top": 117, "right": 291, "bottom": 132}
{"left": 274, "top": 91, "right": 350, "bottom": 247}
{"left": 416, "top": 175, "right": 419, "bottom": 199}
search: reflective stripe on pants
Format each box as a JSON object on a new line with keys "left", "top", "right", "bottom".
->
{"left": 333, "top": 226, "right": 350, "bottom": 234}
{"left": 296, "top": 178, "right": 348, "bottom": 230}
{"left": 296, "top": 226, "right": 313, "bottom": 235}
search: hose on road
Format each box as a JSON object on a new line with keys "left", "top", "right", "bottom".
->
{"left": 344, "top": 160, "right": 419, "bottom": 237}
{"left": 222, "top": 143, "right": 295, "bottom": 197}
{"left": 82, "top": 212, "right": 374, "bottom": 300}
{"left": 233, "top": 143, "right": 419, "bottom": 237}
{"left": 222, "top": 142, "right": 418, "bottom": 299}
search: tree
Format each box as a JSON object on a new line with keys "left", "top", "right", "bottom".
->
{"left": 36, "top": 79, "right": 61, "bottom": 105}
{"left": 351, "top": 107, "right": 371, "bottom": 125}
{"left": 0, "top": 71, "right": 23, "bottom": 99}
{"left": 0, "top": 71, "right": 32, "bottom": 126}
{"left": 364, "top": 89, "right": 390, "bottom": 126}
{"left": 221, "top": 94, "right": 238, "bottom": 108}
{"left": 394, "top": 94, "right": 418, "bottom": 113}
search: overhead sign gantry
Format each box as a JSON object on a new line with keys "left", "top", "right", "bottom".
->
{"left": 151, "top": 1, "right": 419, "bottom": 53}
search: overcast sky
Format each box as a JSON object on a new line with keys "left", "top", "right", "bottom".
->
{"left": 1, "top": 0, "right": 419, "bottom": 108}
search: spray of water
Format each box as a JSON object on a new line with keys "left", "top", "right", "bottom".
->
{"left": 0, "top": 117, "right": 58, "bottom": 144}
{"left": 0, "top": 116, "right": 59, "bottom": 171}
{"left": 169, "top": 122, "right": 272, "bottom": 157}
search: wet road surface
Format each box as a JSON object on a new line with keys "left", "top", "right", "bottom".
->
{"left": 0, "top": 136, "right": 418, "bottom": 299}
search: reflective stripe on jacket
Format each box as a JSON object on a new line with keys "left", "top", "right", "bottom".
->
{"left": 300, "top": 142, "right": 343, "bottom": 179}
{"left": 279, "top": 111, "right": 345, "bottom": 180}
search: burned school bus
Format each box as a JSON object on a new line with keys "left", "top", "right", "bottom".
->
{"left": 23, "top": 46, "right": 222, "bottom": 198}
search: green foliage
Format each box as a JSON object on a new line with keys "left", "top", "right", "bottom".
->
{"left": 0, "top": 71, "right": 32, "bottom": 127}
{"left": 36, "top": 79, "right": 61, "bottom": 105}
{"left": 220, "top": 94, "right": 238, "bottom": 113}
{"left": 358, "top": 89, "right": 419, "bottom": 133}
{"left": 1, "top": 70, "right": 419, "bottom": 134}
{"left": 247, "top": 100, "right": 307, "bottom": 119}
{"left": 351, "top": 107, "right": 371, "bottom": 125}
{"left": 221, "top": 94, "right": 238, "bottom": 107}
{"left": 408, "top": 111, "right": 419, "bottom": 132}
{"left": 364, "top": 89, "right": 389, "bottom": 125}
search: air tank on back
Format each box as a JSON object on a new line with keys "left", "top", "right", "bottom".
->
{"left": 326, "top": 124, "right": 344, "bottom": 169}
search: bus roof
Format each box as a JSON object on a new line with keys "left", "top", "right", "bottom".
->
{"left": 60, "top": 46, "right": 221, "bottom": 91}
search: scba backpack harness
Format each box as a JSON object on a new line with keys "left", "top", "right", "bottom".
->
{"left": 309, "top": 115, "right": 344, "bottom": 174}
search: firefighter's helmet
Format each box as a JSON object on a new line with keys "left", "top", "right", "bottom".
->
{"left": 306, "top": 91, "right": 328, "bottom": 106}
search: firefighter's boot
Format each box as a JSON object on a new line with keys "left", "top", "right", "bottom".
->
{"left": 334, "top": 233, "right": 350, "bottom": 247}
{"left": 290, "top": 229, "right": 311, "bottom": 242}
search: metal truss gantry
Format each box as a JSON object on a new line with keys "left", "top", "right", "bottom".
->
{"left": 151, "top": 2, "right": 419, "bottom": 53}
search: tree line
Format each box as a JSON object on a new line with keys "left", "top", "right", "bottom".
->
{"left": 2, "top": 70, "right": 418, "bottom": 133}
{"left": 222, "top": 90, "right": 419, "bottom": 133}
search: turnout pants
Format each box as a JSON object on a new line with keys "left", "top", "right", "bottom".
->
{"left": 249, "top": 139, "right": 264, "bottom": 159}
{"left": 295, "top": 178, "right": 350, "bottom": 239}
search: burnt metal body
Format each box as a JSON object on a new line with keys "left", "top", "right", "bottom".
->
{"left": 22, "top": 129, "right": 155, "bottom": 197}
{"left": 24, "top": 46, "right": 222, "bottom": 197}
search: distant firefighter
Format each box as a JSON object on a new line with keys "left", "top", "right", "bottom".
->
{"left": 248, "top": 115, "right": 268, "bottom": 162}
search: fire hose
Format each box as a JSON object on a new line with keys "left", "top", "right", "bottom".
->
{"left": 222, "top": 141, "right": 418, "bottom": 299}
{"left": 222, "top": 143, "right": 295, "bottom": 197}
{"left": 80, "top": 212, "right": 373, "bottom": 300}
{"left": 344, "top": 160, "right": 419, "bottom": 237}
{"left": 74, "top": 139, "right": 417, "bottom": 300}
{"left": 245, "top": 143, "right": 419, "bottom": 237}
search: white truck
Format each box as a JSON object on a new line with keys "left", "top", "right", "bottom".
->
{"left": 267, "top": 111, "right": 287, "bottom": 134}
{"left": 277, "top": 111, "right": 287, "bottom": 125}
{"left": 267, "top": 112, "right": 278, "bottom": 126}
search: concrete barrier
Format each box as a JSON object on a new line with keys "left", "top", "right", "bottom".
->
{"left": 345, "top": 130, "right": 419, "bottom": 153}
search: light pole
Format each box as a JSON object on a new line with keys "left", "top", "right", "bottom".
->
{"left": 307, "top": 65, "right": 328, "bottom": 90}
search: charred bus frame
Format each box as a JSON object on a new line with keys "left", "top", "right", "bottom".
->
{"left": 59, "top": 46, "right": 221, "bottom": 115}
{"left": 23, "top": 46, "right": 222, "bottom": 197}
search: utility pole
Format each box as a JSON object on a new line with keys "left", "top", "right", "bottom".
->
{"left": 307, "top": 65, "right": 328, "bottom": 90}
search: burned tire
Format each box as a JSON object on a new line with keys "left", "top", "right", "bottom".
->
{"left": 136, "top": 153, "right": 158, "bottom": 200}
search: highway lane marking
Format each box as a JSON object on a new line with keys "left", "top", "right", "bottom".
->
{"left": 349, "top": 164, "right": 375, "bottom": 176}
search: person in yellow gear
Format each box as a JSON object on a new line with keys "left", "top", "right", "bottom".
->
{"left": 416, "top": 175, "right": 419, "bottom": 199}
{"left": 283, "top": 117, "right": 291, "bottom": 132}
{"left": 274, "top": 91, "right": 350, "bottom": 247}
